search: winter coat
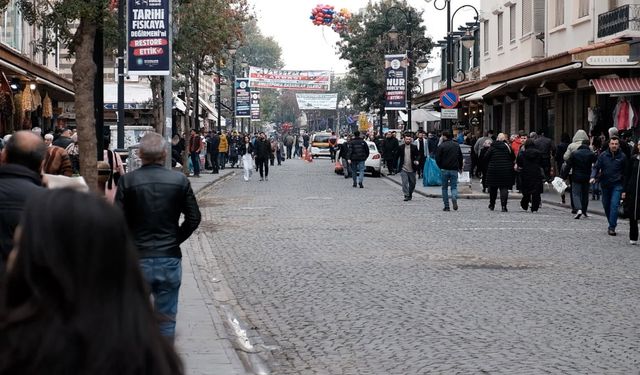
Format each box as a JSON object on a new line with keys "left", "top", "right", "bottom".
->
{"left": 253, "top": 139, "right": 271, "bottom": 159}
{"left": 555, "top": 142, "right": 569, "bottom": 168}
{"left": 624, "top": 155, "right": 640, "bottom": 220}
{"left": 434, "top": 139, "right": 463, "bottom": 171}
{"left": 348, "top": 137, "right": 370, "bottom": 162}
{"left": 218, "top": 134, "right": 229, "bottom": 153}
{"left": 396, "top": 143, "right": 421, "bottom": 173}
{"left": 238, "top": 142, "right": 254, "bottom": 156}
{"left": 485, "top": 141, "right": 515, "bottom": 188}
{"left": 534, "top": 135, "right": 555, "bottom": 160}
{"left": 516, "top": 146, "right": 544, "bottom": 194}
{"left": 563, "top": 129, "right": 589, "bottom": 161}
{"left": 427, "top": 136, "right": 438, "bottom": 157}
{"left": 591, "top": 148, "right": 627, "bottom": 188}
{"left": 382, "top": 137, "right": 399, "bottom": 160}
{"left": 565, "top": 145, "right": 597, "bottom": 183}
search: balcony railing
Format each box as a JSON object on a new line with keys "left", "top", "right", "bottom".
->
{"left": 598, "top": 4, "right": 640, "bottom": 39}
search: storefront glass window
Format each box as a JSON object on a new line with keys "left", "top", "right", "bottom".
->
{"left": 0, "top": 0, "right": 23, "bottom": 51}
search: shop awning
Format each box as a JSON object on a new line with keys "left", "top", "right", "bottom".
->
{"left": 174, "top": 96, "right": 187, "bottom": 112}
{"left": 103, "top": 83, "right": 152, "bottom": 109}
{"left": 590, "top": 78, "right": 640, "bottom": 95}
{"left": 399, "top": 109, "right": 441, "bottom": 123}
{"left": 420, "top": 98, "right": 440, "bottom": 109}
{"left": 199, "top": 97, "right": 218, "bottom": 119}
{"left": 462, "top": 83, "right": 505, "bottom": 101}
{"left": 505, "top": 62, "right": 582, "bottom": 86}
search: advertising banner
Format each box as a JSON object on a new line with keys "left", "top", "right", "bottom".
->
{"left": 384, "top": 54, "right": 408, "bottom": 111}
{"left": 249, "top": 67, "right": 331, "bottom": 91}
{"left": 250, "top": 91, "right": 260, "bottom": 121}
{"left": 295, "top": 93, "right": 338, "bottom": 110}
{"left": 235, "top": 78, "right": 251, "bottom": 118}
{"left": 127, "top": 0, "right": 170, "bottom": 75}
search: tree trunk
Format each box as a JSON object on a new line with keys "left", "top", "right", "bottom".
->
{"left": 150, "top": 76, "right": 164, "bottom": 134}
{"left": 72, "top": 19, "right": 98, "bottom": 192}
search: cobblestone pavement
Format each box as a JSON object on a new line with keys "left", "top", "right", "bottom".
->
{"left": 193, "top": 157, "right": 640, "bottom": 374}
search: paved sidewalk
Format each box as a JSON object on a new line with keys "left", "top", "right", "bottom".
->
{"left": 175, "top": 168, "right": 248, "bottom": 375}
{"left": 383, "top": 172, "right": 607, "bottom": 216}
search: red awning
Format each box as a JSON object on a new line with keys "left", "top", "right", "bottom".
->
{"left": 590, "top": 78, "right": 640, "bottom": 95}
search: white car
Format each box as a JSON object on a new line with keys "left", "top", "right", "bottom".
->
{"left": 335, "top": 139, "right": 382, "bottom": 177}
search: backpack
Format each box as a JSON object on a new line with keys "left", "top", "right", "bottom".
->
{"left": 106, "top": 150, "right": 121, "bottom": 189}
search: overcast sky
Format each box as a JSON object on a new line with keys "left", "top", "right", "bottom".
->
{"left": 248, "top": 0, "right": 480, "bottom": 72}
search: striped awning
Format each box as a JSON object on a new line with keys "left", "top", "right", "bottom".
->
{"left": 590, "top": 78, "right": 640, "bottom": 95}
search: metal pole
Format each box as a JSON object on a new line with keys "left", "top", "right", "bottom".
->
{"left": 94, "top": 20, "right": 104, "bottom": 161}
{"left": 407, "top": 22, "right": 412, "bottom": 134}
{"left": 117, "top": 0, "right": 125, "bottom": 149}
{"left": 446, "top": 1, "right": 452, "bottom": 132}
{"left": 194, "top": 65, "right": 200, "bottom": 131}
{"left": 163, "top": 0, "right": 173, "bottom": 168}
{"left": 231, "top": 55, "right": 236, "bottom": 131}
{"left": 216, "top": 72, "right": 221, "bottom": 132}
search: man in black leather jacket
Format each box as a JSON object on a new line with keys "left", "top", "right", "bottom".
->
{"left": 115, "top": 132, "right": 201, "bottom": 343}
{"left": 0, "top": 131, "right": 46, "bottom": 274}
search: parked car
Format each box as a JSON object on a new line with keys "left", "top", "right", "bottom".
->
{"left": 335, "top": 139, "right": 382, "bottom": 177}
{"left": 310, "top": 132, "right": 332, "bottom": 158}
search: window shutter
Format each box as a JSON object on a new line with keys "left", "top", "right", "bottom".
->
{"left": 522, "top": 0, "right": 532, "bottom": 35}
{"left": 534, "top": 0, "right": 545, "bottom": 33}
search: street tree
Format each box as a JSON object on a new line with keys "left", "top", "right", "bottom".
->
{"left": 337, "top": 0, "right": 431, "bottom": 130}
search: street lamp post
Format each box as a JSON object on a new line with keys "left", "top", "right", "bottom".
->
{"left": 229, "top": 47, "right": 237, "bottom": 131}
{"left": 386, "top": 7, "right": 430, "bottom": 134}
{"left": 425, "top": 0, "right": 479, "bottom": 132}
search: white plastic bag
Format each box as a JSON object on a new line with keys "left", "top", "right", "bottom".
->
{"left": 551, "top": 177, "right": 567, "bottom": 194}
{"left": 458, "top": 171, "right": 471, "bottom": 183}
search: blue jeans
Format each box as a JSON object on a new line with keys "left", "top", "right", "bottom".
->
{"left": 441, "top": 169, "right": 459, "bottom": 208}
{"left": 190, "top": 152, "right": 200, "bottom": 176}
{"left": 139, "top": 257, "right": 182, "bottom": 339}
{"left": 601, "top": 184, "right": 623, "bottom": 230}
{"left": 351, "top": 160, "right": 365, "bottom": 184}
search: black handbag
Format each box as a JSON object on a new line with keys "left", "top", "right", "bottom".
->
{"left": 619, "top": 199, "right": 628, "bottom": 220}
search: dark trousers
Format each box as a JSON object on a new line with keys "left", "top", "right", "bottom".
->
{"left": 521, "top": 192, "right": 541, "bottom": 212}
{"left": 286, "top": 145, "right": 293, "bottom": 159}
{"left": 256, "top": 157, "right": 269, "bottom": 178}
{"left": 210, "top": 152, "right": 219, "bottom": 173}
{"left": 330, "top": 147, "right": 337, "bottom": 161}
{"left": 571, "top": 181, "right": 590, "bottom": 214}
{"left": 190, "top": 151, "right": 200, "bottom": 176}
{"left": 489, "top": 186, "right": 509, "bottom": 207}
{"left": 417, "top": 156, "right": 426, "bottom": 178}
{"left": 630, "top": 219, "right": 639, "bottom": 241}
{"left": 385, "top": 158, "right": 396, "bottom": 174}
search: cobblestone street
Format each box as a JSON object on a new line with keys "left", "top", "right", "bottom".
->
{"left": 189, "top": 158, "right": 640, "bottom": 374}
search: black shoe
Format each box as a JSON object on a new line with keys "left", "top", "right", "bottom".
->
{"left": 344, "top": 175, "right": 349, "bottom": 179}
{"left": 571, "top": 209, "right": 577, "bottom": 214}
{"left": 408, "top": 194, "right": 412, "bottom": 201}
{"left": 443, "top": 207, "right": 450, "bottom": 211}
{"left": 353, "top": 183, "right": 357, "bottom": 188}
{"left": 359, "top": 183, "right": 364, "bottom": 188}
{"left": 403, "top": 196, "right": 410, "bottom": 201}
{"left": 488, "top": 204, "right": 495, "bottom": 211}
{"left": 259, "top": 177, "right": 264, "bottom": 181}
{"left": 583, "top": 212, "right": 589, "bottom": 218}
{"left": 501, "top": 206, "right": 508, "bottom": 212}
{"left": 482, "top": 188, "right": 486, "bottom": 193}
{"left": 452, "top": 200, "right": 458, "bottom": 211}
{"left": 608, "top": 229, "right": 616, "bottom": 236}
{"left": 521, "top": 201, "right": 528, "bottom": 211}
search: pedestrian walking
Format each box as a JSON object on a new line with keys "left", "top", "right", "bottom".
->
{"left": 563, "top": 129, "right": 590, "bottom": 213}
{"left": 218, "top": 132, "right": 228, "bottom": 169}
{"left": 338, "top": 135, "right": 352, "bottom": 179}
{"left": 478, "top": 138, "right": 492, "bottom": 193}
{"left": 434, "top": 130, "right": 463, "bottom": 211}
{"left": 188, "top": 129, "right": 201, "bottom": 177}
{"left": 348, "top": 130, "right": 369, "bottom": 188}
{"left": 0, "top": 131, "right": 46, "bottom": 274}
{"left": 207, "top": 132, "right": 220, "bottom": 174}
{"left": 534, "top": 129, "right": 556, "bottom": 181}
{"left": 115, "top": 132, "right": 201, "bottom": 343}
{"left": 239, "top": 135, "right": 254, "bottom": 181}
{"left": 485, "top": 133, "right": 515, "bottom": 212}
{"left": 563, "top": 140, "right": 597, "bottom": 219}
{"left": 254, "top": 132, "right": 271, "bottom": 181}
{"left": 1, "top": 188, "right": 184, "bottom": 374}
{"left": 397, "top": 132, "right": 420, "bottom": 201}
{"left": 591, "top": 136, "right": 627, "bottom": 236}
{"left": 516, "top": 139, "right": 544, "bottom": 212}
{"left": 382, "top": 132, "right": 399, "bottom": 175}
{"left": 414, "top": 131, "right": 429, "bottom": 179}
{"left": 269, "top": 137, "right": 277, "bottom": 166}
{"left": 624, "top": 141, "right": 640, "bottom": 245}
{"left": 329, "top": 131, "right": 338, "bottom": 162}
{"left": 555, "top": 133, "right": 571, "bottom": 204}
{"left": 285, "top": 133, "right": 294, "bottom": 159}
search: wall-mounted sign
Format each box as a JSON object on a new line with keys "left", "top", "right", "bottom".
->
{"left": 441, "top": 108, "right": 459, "bottom": 119}
{"left": 585, "top": 55, "right": 638, "bottom": 66}
{"left": 127, "top": 0, "right": 170, "bottom": 75}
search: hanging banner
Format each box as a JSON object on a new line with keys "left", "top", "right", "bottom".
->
{"left": 127, "top": 0, "right": 170, "bottom": 75}
{"left": 295, "top": 93, "right": 338, "bottom": 110}
{"left": 250, "top": 91, "right": 260, "bottom": 121}
{"left": 234, "top": 78, "right": 251, "bottom": 118}
{"left": 384, "top": 54, "right": 408, "bottom": 111}
{"left": 249, "top": 67, "right": 331, "bottom": 91}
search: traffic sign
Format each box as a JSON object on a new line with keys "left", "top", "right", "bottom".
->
{"left": 470, "top": 117, "right": 480, "bottom": 126}
{"left": 439, "top": 89, "right": 460, "bottom": 109}
{"left": 441, "top": 108, "right": 459, "bottom": 119}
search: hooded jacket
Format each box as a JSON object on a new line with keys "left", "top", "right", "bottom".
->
{"left": 563, "top": 129, "right": 589, "bottom": 161}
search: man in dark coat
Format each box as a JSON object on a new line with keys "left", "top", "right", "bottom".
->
{"left": 207, "top": 132, "right": 220, "bottom": 174}
{"left": 485, "top": 133, "right": 515, "bottom": 212}
{"left": 565, "top": 140, "right": 597, "bottom": 218}
{"left": 591, "top": 136, "right": 627, "bottom": 236}
{"left": 0, "top": 131, "right": 46, "bottom": 274}
{"left": 516, "top": 139, "right": 544, "bottom": 213}
{"left": 397, "top": 132, "right": 421, "bottom": 201}
{"left": 253, "top": 132, "right": 272, "bottom": 181}
{"left": 348, "top": 131, "right": 370, "bottom": 188}
{"left": 534, "top": 129, "right": 556, "bottom": 181}
{"left": 435, "top": 130, "right": 463, "bottom": 211}
{"left": 382, "top": 132, "right": 399, "bottom": 175}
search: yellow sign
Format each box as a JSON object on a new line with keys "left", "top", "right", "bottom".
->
{"left": 358, "top": 113, "right": 368, "bottom": 131}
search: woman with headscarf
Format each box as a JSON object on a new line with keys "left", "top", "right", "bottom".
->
{"left": 485, "top": 133, "right": 515, "bottom": 212}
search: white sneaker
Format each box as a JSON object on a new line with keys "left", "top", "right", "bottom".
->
{"left": 630, "top": 240, "right": 638, "bottom": 245}
{"left": 574, "top": 210, "right": 582, "bottom": 219}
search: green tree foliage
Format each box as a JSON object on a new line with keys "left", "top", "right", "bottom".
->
{"left": 337, "top": 0, "right": 431, "bottom": 114}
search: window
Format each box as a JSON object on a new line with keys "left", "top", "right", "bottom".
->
{"left": 522, "top": 0, "right": 532, "bottom": 35}
{"left": 483, "top": 21, "right": 489, "bottom": 54}
{"left": 578, "top": 0, "right": 589, "bottom": 18}
{"left": 497, "top": 13, "right": 504, "bottom": 48}
{"left": 0, "top": 0, "right": 23, "bottom": 51}
{"left": 509, "top": 5, "right": 516, "bottom": 42}
{"left": 554, "top": 0, "right": 564, "bottom": 27}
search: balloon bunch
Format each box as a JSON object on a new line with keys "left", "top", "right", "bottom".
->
{"left": 331, "top": 8, "right": 351, "bottom": 34}
{"left": 310, "top": 4, "right": 335, "bottom": 26}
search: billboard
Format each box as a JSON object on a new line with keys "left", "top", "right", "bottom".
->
{"left": 250, "top": 91, "right": 260, "bottom": 121}
{"left": 295, "top": 93, "right": 338, "bottom": 110}
{"left": 235, "top": 78, "right": 251, "bottom": 118}
{"left": 384, "top": 54, "right": 408, "bottom": 111}
{"left": 249, "top": 67, "right": 331, "bottom": 91}
{"left": 127, "top": 0, "right": 170, "bottom": 75}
